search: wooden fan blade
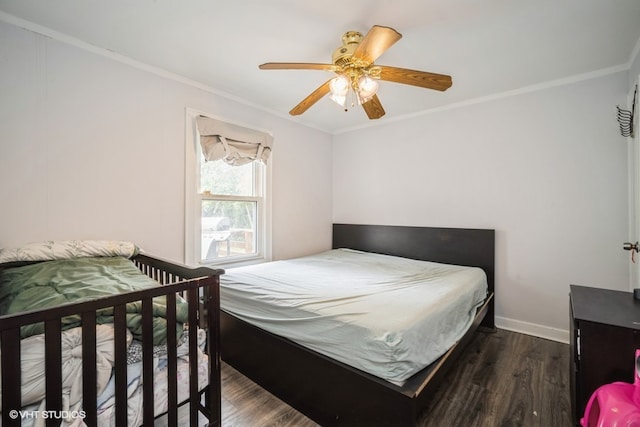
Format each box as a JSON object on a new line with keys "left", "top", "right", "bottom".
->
{"left": 362, "top": 94, "right": 385, "bottom": 120}
{"left": 289, "top": 79, "right": 332, "bottom": 115}
{"left": 352, "top": 25, "right": 402, "bottom": 66}
{"left": 378, "top": 65, "right": 452, "bottom": 91}
{"left": 259, "top": 62, "right": 334, "bottom": 71}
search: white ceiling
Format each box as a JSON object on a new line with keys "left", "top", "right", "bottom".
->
{"left": 1, "top": 0, "right": 640, "bottom": 134}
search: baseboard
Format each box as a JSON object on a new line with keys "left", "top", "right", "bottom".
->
{"left": 495, "top": 316, "right": 570, "bottom": 344}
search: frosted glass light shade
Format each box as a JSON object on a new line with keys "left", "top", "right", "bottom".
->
{"left": 329, "top": 75, "right": 350, "bottom": 96}
{"left": 329, "top": 93, "right": 347, "bottom": 107}
{"left": 357, "top": 75, "right": 378, "bottom": 101}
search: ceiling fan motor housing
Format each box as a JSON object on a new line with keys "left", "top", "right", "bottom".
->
{"left": 332, "top": 31, "right": 363, "bottom": 67}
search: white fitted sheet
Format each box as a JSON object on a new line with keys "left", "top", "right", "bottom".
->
{"left": 220, "top": 249, "right": 488, "bottom": 384}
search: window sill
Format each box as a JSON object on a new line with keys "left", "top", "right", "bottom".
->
{"left": 198, "top": 254, "right": 271, "bottom": 270}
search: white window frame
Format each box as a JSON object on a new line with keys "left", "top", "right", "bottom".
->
{"left": 185, "top": 108, "right": 272, "bottom": 267}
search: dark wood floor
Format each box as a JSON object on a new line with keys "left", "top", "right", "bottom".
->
{"left": 221, "top": 328, "right": 573, "bottom": 427}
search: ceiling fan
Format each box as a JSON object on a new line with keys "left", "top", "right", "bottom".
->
{"left": 259, "top": 25, "right": 453, "bottom": 120}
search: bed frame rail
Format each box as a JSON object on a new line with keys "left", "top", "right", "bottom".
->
{"left": 0, "top": 255, "right": 223, "bottom": 427}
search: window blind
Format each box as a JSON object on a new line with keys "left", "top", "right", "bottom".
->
{"left": 196, "top": 116, "right": 273, "bottom": 166}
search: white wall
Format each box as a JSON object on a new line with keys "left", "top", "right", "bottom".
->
{"left": 629, "top": 42, "right": 640, "bottom": 91}
{"left": 333, "top": 72, "right": 630, "bottom": 340}
{"left": 0, "top": 21, "right": 333, "bottom": 263}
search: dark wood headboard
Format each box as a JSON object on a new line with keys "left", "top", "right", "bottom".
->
{"left": 332, "top": 223, "right": 495, "bottom": 295}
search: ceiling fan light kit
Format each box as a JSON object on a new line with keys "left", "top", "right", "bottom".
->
{"left": 259, "top": 25, "right": 452, "bottom": 120}
{"left": 328, "top": 70, "right": 379, "bottom": 109}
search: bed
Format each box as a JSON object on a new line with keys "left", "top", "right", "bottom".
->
{"left": 0, "top": 240, "right": 223, "bottom": 427}
{"left": 220, "top": 223, "right": 495, "bottom": 426}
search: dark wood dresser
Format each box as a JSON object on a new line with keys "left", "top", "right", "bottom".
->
{"left": 569, "top": 284, "right": 640, "bottom": 425}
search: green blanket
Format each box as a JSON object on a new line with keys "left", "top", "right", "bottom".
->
{"left": 0, "top": 256, "right": 189, "bottom": 345}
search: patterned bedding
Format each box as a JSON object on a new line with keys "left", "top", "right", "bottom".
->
{"left": 1, "top": 327, "right": 209, "bottom": 427}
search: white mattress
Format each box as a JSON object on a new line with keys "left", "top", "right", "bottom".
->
{"left": 220, "top": 249, "right": 488, "bottom": 384}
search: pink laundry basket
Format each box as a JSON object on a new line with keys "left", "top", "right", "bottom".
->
{"left": 581, "top": 349, "right": 640, "bottom": 427}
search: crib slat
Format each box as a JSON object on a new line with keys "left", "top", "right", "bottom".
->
{"left": 44, "top": 319, "right": 62, "bottom": 427}
{"left": 81, "top": 311, "right": 98, "bottom": 427}
{"left": 113, "top": 304, "right": 128, "bottom": 426}
{"left": 188, "top": 287, "right": 199, "bottom": 427}
{"left": 142, "top": 298, "right": 154, "bottom": 425}
{"left": 1, "top": 328, "right": 21, "bottom": 427}
{"left": 166, "top": 292, "right": 178, "bottom": 426}
{"left": 205, "top": 277, "right": 222, "bottom": 426}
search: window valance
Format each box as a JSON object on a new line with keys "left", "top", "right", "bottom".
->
{"left": 196, "top": 116, "right": 273, "bottom": 166}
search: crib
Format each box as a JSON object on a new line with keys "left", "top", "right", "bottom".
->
{"left": 0, "top": 251, "right": 222, "bottom": 427}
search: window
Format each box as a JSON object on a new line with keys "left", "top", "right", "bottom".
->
{"left": 185, "top": 109, "right": 271, "bottom": 266}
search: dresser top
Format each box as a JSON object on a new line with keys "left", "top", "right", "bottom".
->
{"left": 570, "top": 284, "right": 640, "bottom": 330}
